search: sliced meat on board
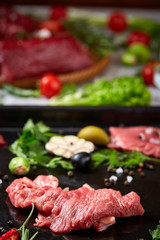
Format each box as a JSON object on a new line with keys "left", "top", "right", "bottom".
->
{"left": 0, "top": 34, "right": 93, "bottom": 83}
{"left": 108, "top": 126, "right": 160, "bottom": 158}
{"left": 6, "top": 175, "right": 144, "bottom": 233}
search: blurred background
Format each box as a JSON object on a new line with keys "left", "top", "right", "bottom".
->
{"left": 0, "top": 0, "right": 160, "bottom": 107}
{"left": 1, "top": 0, "right": 160, "bottom": 8}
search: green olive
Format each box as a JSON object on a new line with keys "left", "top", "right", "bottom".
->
{"left": 9, "top": 157, "right": 30, "bottom": 175}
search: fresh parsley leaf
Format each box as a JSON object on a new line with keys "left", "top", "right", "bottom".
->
{"left": 9, "top": 119, "right": 74, "bottom": 171}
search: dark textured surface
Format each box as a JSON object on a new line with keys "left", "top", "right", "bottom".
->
{"left": 0, "top": 106, "right": 160, "bottom": 128}
{"left": 0, "top": 124, "right": 160, "bottom": 240}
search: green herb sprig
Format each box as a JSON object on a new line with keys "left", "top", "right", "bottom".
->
{"left": 3, "top": 84, "right": 40, "bottom": 98}
{"left": 18, "top": 203, "right": 38, "bottom": 240}
{"left": 10, "top": 119, "right": 74, "bottom": 170}
{"left": 64, "top": 18, "right": 115, "bottom": 57}
{"left": 91, "top": 149, "right": 160, "bottom": 169}
{"left": 139, "top": 220, "right": 160, "bottom": 240}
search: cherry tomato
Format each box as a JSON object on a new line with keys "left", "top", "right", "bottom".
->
{"left": 50, "top": 5, "right": 67, "bottom": 20}
{"left": 108, "top": 11, "right": 128, "bottom": 33}
{"left": 127, "top": 31, "right": 151, "bottom": 46}
{"left": 142, "top": 61, "right": 159, "bottom": 85}
{"left": 40, "top": 73, "right": 62, "bottom": 98}
{"left": 39, "top": 20, "right": 64, "bottom": 32}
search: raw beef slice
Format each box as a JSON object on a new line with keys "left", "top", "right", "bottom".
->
{"left": 0, "top": 34, "right": 93, "bottom": 82}
{"left": 0, "top": 6, "right": 37, "bottom": 39}
{"left": 108, "top": 126, "right": 160, "bottom": 158}
{"left": 6, "top": 175, "right": 144, "bottom": 233}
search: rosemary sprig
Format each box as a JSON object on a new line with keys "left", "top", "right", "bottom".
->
{"left": 63, "top": 18, "right": 115, "bottom": 57}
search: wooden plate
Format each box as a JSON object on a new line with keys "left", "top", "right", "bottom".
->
{"left": 0, "top": 55, "right": 110, "bottom": 89}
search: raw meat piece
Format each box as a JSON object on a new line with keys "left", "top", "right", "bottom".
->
{"left": 33, "top": 175, "right": 59, "bottom": 188}
{"left": 0, "top": 34, "right": 93, "bottom": 82}
{"left": 0, "top": 6, "right": 37, "bottom": 39}
{"left": 6, "top": 175, "right": 59, "bottom": 208}
{"left": 6, "top": 175, "right": 144, "bottom": 233}
{"left": 35, "top": 184, "right": 144, "bottom": 233}
{"left": 108, "top": 126, "right": 160, "bottom": 158}
{"left": 0, "top": 134, "right": 6, "bottom": 146}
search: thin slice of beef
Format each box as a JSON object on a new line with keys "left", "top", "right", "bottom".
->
{"left": 0, "top": 34, "right": 93, "bottom": 82}
{"left": 108, "top": 126, "right": 160, "bottom": 158}
{"left": 6, "top": 175, "right": 59, "bottom": 208}
{"left": 6, "top": 175, "right": 144, "bottom": 233}
{"left": 35, "top": 184, "right": 144, "bottom": 233}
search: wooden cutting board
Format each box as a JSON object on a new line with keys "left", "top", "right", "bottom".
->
{"left": 0, "top": 55, "right": 110, "bottom": 89}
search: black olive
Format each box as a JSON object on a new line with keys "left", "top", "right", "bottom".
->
{"left": 71, "top": 152, "right": 91, "bottom": 169}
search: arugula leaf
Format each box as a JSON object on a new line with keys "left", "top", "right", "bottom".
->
{"left": 91, "top": 149, "right": 160, "bottom": 169}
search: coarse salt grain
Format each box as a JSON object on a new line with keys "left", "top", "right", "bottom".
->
{"left": 127, "top": 176, "right": 133, "bottom": 183}
{"left": 116, "top": 167, "right": 123, "bottom": 174}
{"left": 109, "top": 175, "right": 118, "bottom": 182}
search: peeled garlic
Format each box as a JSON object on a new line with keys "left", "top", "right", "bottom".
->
{"left": 45, "top": 135, "right": 95, "bottom": 158}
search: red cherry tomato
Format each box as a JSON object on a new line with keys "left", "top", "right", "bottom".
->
{"left": 127, "top": 31, "right": 151, "bottom": 46}
{"left": 142, "top": 61, "right": 159, "bottom": 85}
{"left": 39, "top": 20, "right": 64, "bottom": 32}
{"left": 108, "top": 11, "right": 128, "bottom": 33}
{"left": 50, "top": 5, "right": 67, "bottom": 20}
{"left": 40, "top": 73, "right": 62, "bottom": 98}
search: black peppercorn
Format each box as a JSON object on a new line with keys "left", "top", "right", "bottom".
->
{"left": 3, "top": 174, "right": 9, "bottom": 181}
{"left": 105, "top": 182, "right": 111, "bottom": 187}
{"left": 140, "top": 171, "right": 146, "bottom": 177}
{"left": 67, "top": 171, "right": 74, "bottom": 177}
{"left": 129, "top": 170, "right": 135, "bottom": 176}
{"left": 124, "top": 180, "right": 130, "bottom": 186}
{"left": 7, "top": 220, "right": 14, "bottom": 226}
